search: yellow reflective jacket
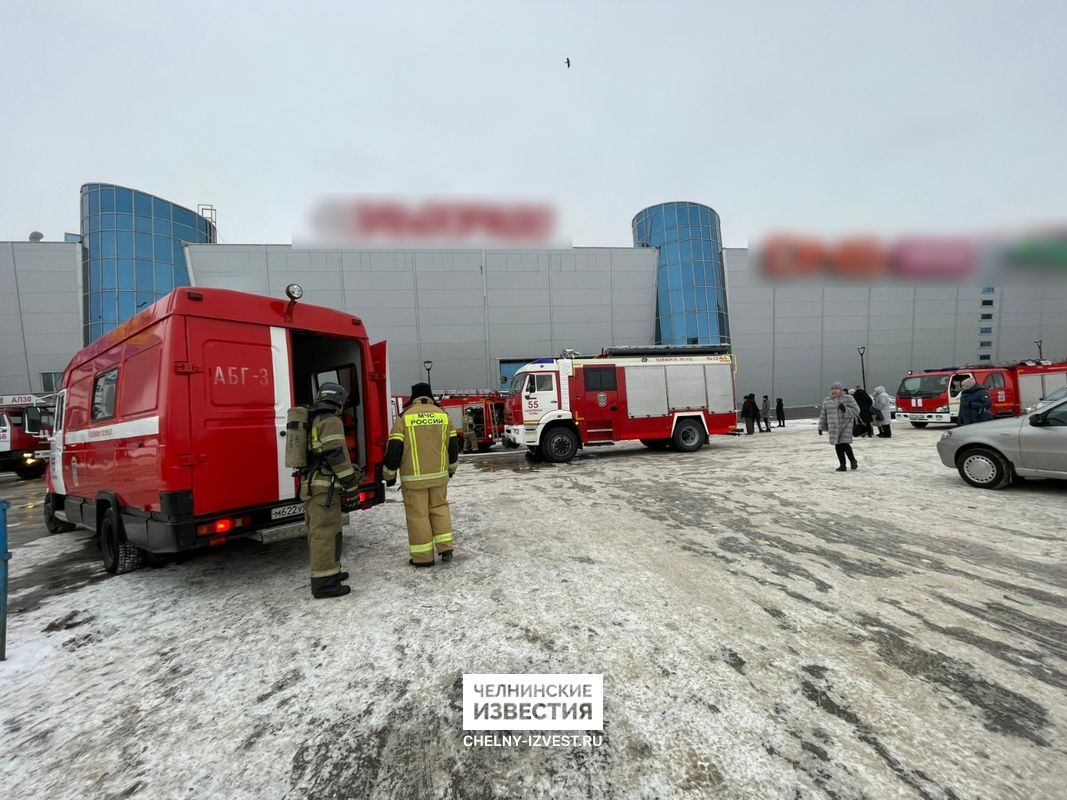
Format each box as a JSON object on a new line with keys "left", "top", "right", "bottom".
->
{"left": 385, "top": 397, "right": 458, "bottom": 488}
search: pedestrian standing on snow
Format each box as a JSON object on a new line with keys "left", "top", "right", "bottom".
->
{"left": 775, "top": 397, "right": 786, "bottom": 427}
{"left": 871, "top": 386, "right": 893, "bottom": 437}
{"left": 760, "top": 395, "right": 772, "bottom": 432}
{"left": 818, "top": 381, "right": 861, "bottom": 471}
{"left": 958, "top": 377, "right": 993, "bottom": 425}
{"left": 740, "top": 394, "right": 757, "bottom": 435}
{"left": 853, "top": 385, "right": 874, "bottom": 437}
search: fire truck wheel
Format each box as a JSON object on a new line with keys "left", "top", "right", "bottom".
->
{"left": 15, "top": 462, "right": 46, "bottom": 480}
{"left": 641, "top": 439, "right": 672, "bottom": 450}
{"left": 957, "top": 447, "right": 1012, "bottom": 490}
{"left": 99, "top": 507, "right": 145, "bottom": 575}
{"left": 672, "top": 419, "right": 706, "bottom": 453}
{"left": 541, "top": 427, "right": 578, "bottom": 463}
{"left": 909, "top": 421, "right": 929, "bottom": 429}
{"left": 44, "top": 494, "right": 76, "bottom": 534}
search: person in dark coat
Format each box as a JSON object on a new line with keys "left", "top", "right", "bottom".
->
{"left": 818, "top": 381, "right": 861, "bottom": 471}
{"left": 740, "top": 394, "right": 757, "bottom": 434}
{"left": 760, "top": 395, "right": 772, "bottom": 432}
{"left": 958, "top": 377, "right": 993, "bottom": 425}
{"left": 775, "top": 398, "right": 785, "bottom": 427}
{"left": 853, "top": 386, "right": 874, "bottom": 437}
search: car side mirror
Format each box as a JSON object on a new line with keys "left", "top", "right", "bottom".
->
{"left": 1029, "top": 414, "right": 1046, "bottom": 427}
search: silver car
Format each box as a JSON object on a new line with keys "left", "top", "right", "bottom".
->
{"left": 937, "top": 398, "right": 1067, "bottom": 489}
{"left": 1030, "top": 383, "right": 1067, "bottom": 413}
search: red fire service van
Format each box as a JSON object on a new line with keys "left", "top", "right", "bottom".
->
{"left": 503, "top": 346, "right": 737, "bottom": 462}
{"left": 896, "top": 360, "right": 1067, "bottom": 427}
{"left": 0, "top": 394, "right": 54, "bottom": 480}
{"left": 438, "top": 392, "right": 508, "bottom": 452}
{"left": 44, "top": 286, "right": 391, "bottom": 574}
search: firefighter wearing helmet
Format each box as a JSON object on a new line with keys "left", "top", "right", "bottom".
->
{"left": 462, "top": 407, "right": 478, "bottom": 453}
{"left": 301, "top": 382, "right": 362, "bottom": 597}
{"left": 382, "top": 382, "right": 458, "bottom": 566}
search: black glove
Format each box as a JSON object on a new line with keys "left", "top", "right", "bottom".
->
{"left": 340, "top": 490, "right": 360, "bottom": 512}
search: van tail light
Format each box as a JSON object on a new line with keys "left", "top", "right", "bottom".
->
{"left": 197, "top": 515, "right": 252, "bottom": 537}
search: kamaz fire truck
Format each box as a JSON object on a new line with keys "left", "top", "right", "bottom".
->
{"left": 0, "top": 394, "right": 54, "bottom": 480}
{"left": 896, "top": 360, "right": 1067, "bottom": 427}
{"left": 503, "top": 346, "right": 737, "bottom": 462}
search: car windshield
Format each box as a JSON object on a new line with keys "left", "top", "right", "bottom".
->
{"left": 1042, "top": 385, "right": 1067, "bottom": 403}
{"left": 897, "top": 375, "right": 949, "bottom": 398}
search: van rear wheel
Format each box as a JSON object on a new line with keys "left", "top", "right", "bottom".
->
{"left": 100, "top": 507, "right": 144, "bottom": 575}
{"left": 44, "top": 493, "right": 76, "bottom": 534}
{"left": 672, "top": 419, "right": 705, "bottom": 453}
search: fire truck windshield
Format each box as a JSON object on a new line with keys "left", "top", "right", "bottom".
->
{"left": 508, "top": 373, "right": 528, "bottom": 395}
{"left": 897, "top": 375, "right": 949, "bottom": 398}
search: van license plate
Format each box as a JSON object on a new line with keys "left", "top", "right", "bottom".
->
{"left": 271, "top": 503, "right": 304, "bottom": 520}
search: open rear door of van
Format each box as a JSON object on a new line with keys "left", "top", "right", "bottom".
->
{"left": 187, "top": 319, "right": 294, "bottom": 516}
{"left": 367, "top": 340, "right": 390, "bottom": 474}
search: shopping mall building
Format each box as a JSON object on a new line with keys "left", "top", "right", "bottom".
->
{"left": 2, "top": 184, "right": 1064, "bottom": 407}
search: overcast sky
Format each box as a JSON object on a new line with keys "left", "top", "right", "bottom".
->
{"left": 2, "top": 1, "right": 1064, "bottom": 247}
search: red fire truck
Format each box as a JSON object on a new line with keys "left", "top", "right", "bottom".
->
{"left": 0, "top": 394, "right": 54, "bottom": 480}
{"left": 896, "top": 360, "right": 1067, "bottom": 428}
{"left": 44, "top": 286, "right": 391, "bottom": 574}
{"left": 438, "top": 392, "right": 508, "bottom": 452}
{"left": 503, "top": 346, "right": 737, "bottom": 462}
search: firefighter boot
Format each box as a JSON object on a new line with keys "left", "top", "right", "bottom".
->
{"left": 311, "top": 574, "right": 351, "bottom": 598}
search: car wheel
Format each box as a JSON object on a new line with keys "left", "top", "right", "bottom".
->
{"left": 99, "top": 506, "right": 144, "bottom": 575}
{"left": 541, "top": 427, "right": 578, "bottom": 463}
{"left": 672, "top": 418, "right": 705, "bottom": 453}
{"left": 44, "top": 493, "right": 76, "bottom": 534}
{"left": 957, "top": 447, "right": 1012, "bottom": 490}
{"left": 910, "top": 421, "right": 928, "bottom": 429}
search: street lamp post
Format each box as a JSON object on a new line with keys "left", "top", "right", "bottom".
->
{"left": 423, "top": 360, "right": 433, "bottom": 386}
{"left": 1034, "top": 340, "right": 1044, "bottom": 361}
{"left": 857, "top": 346, "right": 867, "bottom": 389}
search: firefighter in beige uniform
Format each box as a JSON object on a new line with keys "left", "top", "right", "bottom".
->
{"left": 462, "top": 407, "right": 478, "bottom": 453}
{"left": 382, "top": 383, "right": 458, "bottom": 566}
{"left": 301, "top": 382, "right": 361, "bottom": 598}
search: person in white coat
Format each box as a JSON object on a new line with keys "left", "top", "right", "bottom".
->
{"left": 871, "top": 386, "right": 893, "bottom": 438}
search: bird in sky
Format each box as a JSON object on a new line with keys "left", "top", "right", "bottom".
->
{"left": 564, "top": 57, "right": 571, "bottom": 68}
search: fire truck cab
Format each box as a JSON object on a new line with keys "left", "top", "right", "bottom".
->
{"left": 44, "top": 286, "right": 391, "bottom": 574}
{"left": 896, "top": 360, "right": 1067, "bottom": 427}
{"left": 0, "top": 394, "right": 54, "bottom": 480}
{"left": 503, "top": 346, "right": 737, "bottom": 462}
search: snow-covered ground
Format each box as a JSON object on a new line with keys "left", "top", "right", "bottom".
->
{"left": 1, "top": 423, "right": 1065, "bottom": 799}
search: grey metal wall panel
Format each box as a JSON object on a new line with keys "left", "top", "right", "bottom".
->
{"left": 666, "top": 365, "right": 708, "bottom": 410}
{"left": 625, "top": 366, "right": 668, "bottom": 417}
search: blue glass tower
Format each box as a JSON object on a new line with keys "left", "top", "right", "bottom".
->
{"left": 80, "top": 183, "right": 216, "bottom": 344}
{"left": 632, "top": 202, "right": 730, "bottom": 346}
